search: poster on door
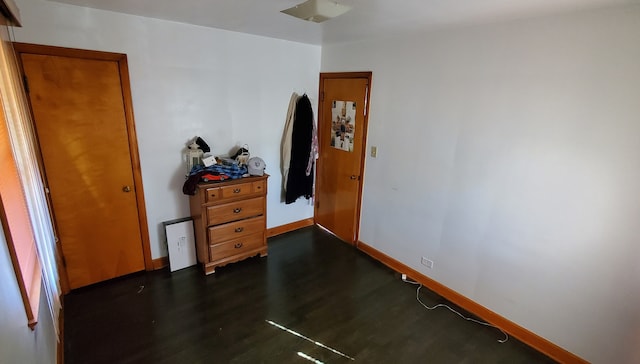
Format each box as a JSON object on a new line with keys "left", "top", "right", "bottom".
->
{"left": 331, "top": 100, "right": 356, "bottom": 152}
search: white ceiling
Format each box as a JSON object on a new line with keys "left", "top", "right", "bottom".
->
{"left": 48, "top": 0, "right": 638, "bottom": 45}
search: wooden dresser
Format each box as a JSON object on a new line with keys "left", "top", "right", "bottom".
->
{"left": 189, "top": 175, "right": 268, "bottom": 274}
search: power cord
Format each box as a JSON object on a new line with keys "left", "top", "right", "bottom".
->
{"left": 402, "top": 275, "right": 509, "bottom": 343}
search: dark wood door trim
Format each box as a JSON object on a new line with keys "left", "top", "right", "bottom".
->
{"left": 316, "top": 71, "right": 372, "bottom": 245}
{"left": 13, "top": 43, "right": 153, "bottom": 292}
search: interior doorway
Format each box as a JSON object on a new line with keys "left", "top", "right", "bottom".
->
{"left": 315, "top": 72, "right": 372, "bottom": 245}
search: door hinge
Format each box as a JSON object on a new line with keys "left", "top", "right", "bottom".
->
{"left": 60, "top": 249, "right": 67, "bottom": 267}
{"left": 320, "top": 91, "right": 325, "bottom": 102}
{"left": 23, "top": 75, "right": 30, "bottom": 94}
{"left": 364, "top": 85, "right": 369, "bottom": 116}
{"left": 315, "top": 200, "right": 320, "bottom": 208}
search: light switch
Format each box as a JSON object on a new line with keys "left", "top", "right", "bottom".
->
{"left": 370, "top": 146, "right": 377, "bottom": 158}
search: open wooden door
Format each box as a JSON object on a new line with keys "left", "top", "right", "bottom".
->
{"left": 15, "top": 43, "right": 152, "bottom": 290}
{"left": 315, "top": 72, "right": 372, "bottom": 244}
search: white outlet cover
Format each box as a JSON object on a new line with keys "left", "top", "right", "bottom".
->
{"left": 421, "top": 257, "right": 434, "bottom": 269}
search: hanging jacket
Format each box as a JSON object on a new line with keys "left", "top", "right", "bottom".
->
{"left": 285, "top": 94, "right": 314, "bottom": 204}
{"left": 281, "top": 92, "right": 299, "bottom": 192}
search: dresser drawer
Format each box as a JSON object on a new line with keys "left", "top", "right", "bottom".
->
{"left": 220, "top": 182, "right": 253, "bottom": 199}
{"left": 205, "top": 187, "right": 220, "bottom": 202}
{"left": 208, "top": 216, "right": 265, "bottom": 244}
{"left": 252, "top": 180, "right": 265, "bottom": 194}
{"left": 206, "top": 197, "right": 264, "bottom": 226}
{"left": 209, "top": 232, "right": 264, "bottom": 262}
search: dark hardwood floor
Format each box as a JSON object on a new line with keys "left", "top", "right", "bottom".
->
{"left": 64, "top": 226, "right": 556, "bottom": 363}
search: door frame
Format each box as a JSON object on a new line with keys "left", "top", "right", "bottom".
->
{"left": 315, "top": 72, "right": 372, "bottom": 245}
{"left": 13, "top": 43, "right": 153, "bottom": 292}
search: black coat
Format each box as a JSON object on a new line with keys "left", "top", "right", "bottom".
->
{"left": 285, "top": 95, "right": 314, "bottom": 204}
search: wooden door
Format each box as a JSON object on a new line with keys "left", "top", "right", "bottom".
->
{"left": 16, "top": 44, "right": 151, "bottom": 289}
{"left": 315, "top": 73, "right": 372, "bottom": 244}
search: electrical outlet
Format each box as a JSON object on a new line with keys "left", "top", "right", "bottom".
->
{"left": 421, "top": 257, "right": 434, "bottom": 269}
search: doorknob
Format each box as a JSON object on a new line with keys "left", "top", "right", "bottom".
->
{"left": 350, "top": 175, "right": 358, "bottom": 180}
{"left": 122, "top": 186, "right": 132, "bottom": 192}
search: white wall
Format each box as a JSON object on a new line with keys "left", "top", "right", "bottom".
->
{"left": 12, "top": 0, "right": 320, "bottom": 259}
{"left": 322, "top": 5, "right": 640, "bottom": 364}
{"left": 0, "top": 223, "right": 57, "bottom": 364}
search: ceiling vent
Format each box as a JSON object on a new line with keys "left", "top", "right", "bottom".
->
{"left": 281, "top": 0, "right": 352, "bottom": 23}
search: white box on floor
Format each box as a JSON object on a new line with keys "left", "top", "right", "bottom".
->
{"left": 163, "top": 218, "right": 197, "bottom": 272}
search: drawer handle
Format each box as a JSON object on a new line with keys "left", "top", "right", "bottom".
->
{"left": 234, "top": 242, "right": 243, "bottom": 249}
{"left": 235, "top": 227, "right": 244, "bottom": 233}
{"left": 233, "top": 188, "right": 241, "bottom": 193}
{"left": 233, "top": 207, "right": 242, "bottom": 213}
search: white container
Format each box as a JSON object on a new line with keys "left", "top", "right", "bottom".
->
{"left": 202, "top": 155, "right": 217, "bottom": 167}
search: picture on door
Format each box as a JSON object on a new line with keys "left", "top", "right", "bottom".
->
{"left": 331, "top": 100, "right": 356, "bottom": 152}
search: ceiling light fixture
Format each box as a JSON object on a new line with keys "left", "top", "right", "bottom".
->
{"left": 281, "top": 0, "right": 352, "bottom": 23}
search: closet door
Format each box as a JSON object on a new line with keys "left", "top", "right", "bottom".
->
{"left": 18, "top": 44, "right": 151, "bottom": 289}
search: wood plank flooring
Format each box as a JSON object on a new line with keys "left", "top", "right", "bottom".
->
{"left": 64, "top": 226, "right": 556, "bottom": 363}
